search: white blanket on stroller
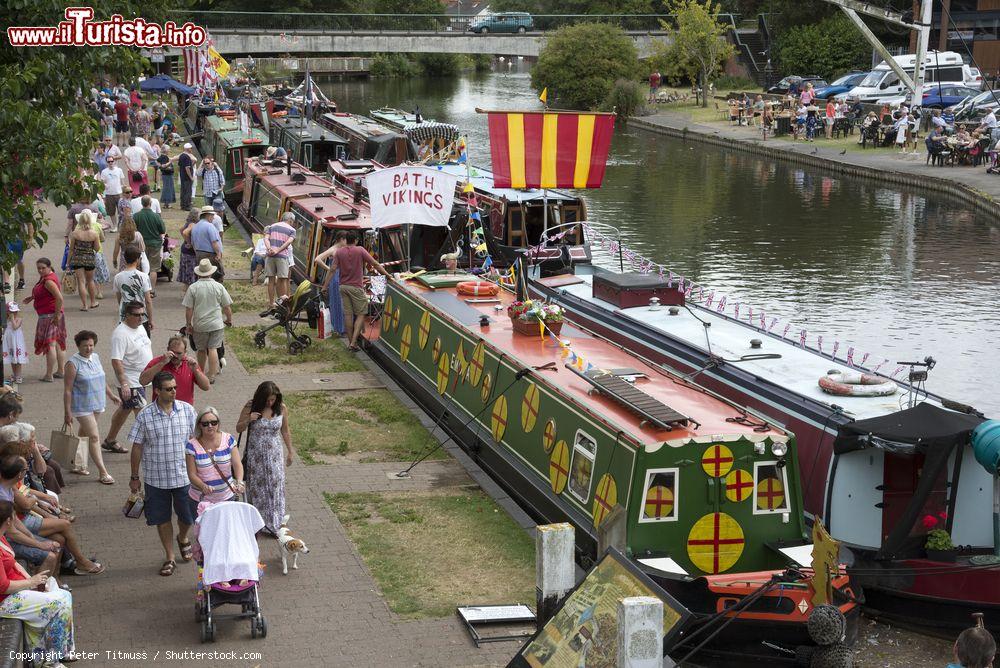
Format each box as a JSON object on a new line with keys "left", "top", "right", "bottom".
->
{"left": 197, "top": 502, "right": 265, "bottom": 585}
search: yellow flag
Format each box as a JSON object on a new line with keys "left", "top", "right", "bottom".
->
{"left": 208, "top": 46, "right": 230, "bottom": 78}
{"left": 539, "top": 319, "right": 546, "bottom": 340}
{"left": 462, "top": 181, "right": 474, "bottom": 193}
{"left": 539, "top": 87, "right": 548, "bottom": 105}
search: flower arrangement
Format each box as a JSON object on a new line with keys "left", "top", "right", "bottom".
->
{"left": 507, "top": 300, "right": 564, "bottom": 323}
{"left": 925, "top": 529, "right": 955, "bottom": 551}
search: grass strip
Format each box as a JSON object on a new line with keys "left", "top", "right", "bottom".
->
{"left": 227, "top": 325, "right": 364, "bottom": 374}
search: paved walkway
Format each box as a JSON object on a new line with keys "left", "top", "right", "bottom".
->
{"left": 4, "top": 201, "right": 519, "bottom": 667}
{"left": 634, "top": 109, "right": 1000, "bottom": 211}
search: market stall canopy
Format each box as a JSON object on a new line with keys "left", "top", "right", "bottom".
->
{"left": 834, "top": 402, "right": 985, "bottom": 454}
{"left": 139, "top": 74, "right": 196, "bottom": 96}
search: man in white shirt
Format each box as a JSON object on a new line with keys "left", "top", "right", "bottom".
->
{"left": 123, "top": 137, "right": 149, "bottom": 193}
{"left": 113, "top": 246, "right": 154, "bottom": 328}
{"left": 104, "top": 300, "right": 154, "bottom": 452}
{"left": 129, "top": 183, "right": 161, "bottom": 215}
{"left": 134, "top": 135, "right": 156, "bottom": 159}
{"left": 100, "top": 157, "right": 126, "bottom": 228}
{"left": 103, "top": 136, "right": 122, "bottom": 162}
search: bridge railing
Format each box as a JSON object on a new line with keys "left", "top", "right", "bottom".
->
{"left": 170, "top": 11, "right": 740, "bottom": 34}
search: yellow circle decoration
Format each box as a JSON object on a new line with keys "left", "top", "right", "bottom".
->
{"left": 468, "top": 341, "right": 485, "bottom": 387}
{"left": 436, "top": 352, "right": 450, "bottom": 396}
{"left": 399, "top": 324, "right": 412, "bottom": 363}
{"left": 643, "top": 485, "right": 674, "bottom": 519}
{"left": 490, "top": 395, "right": 508, "bottom": 442}
{"left": 455, "top": 341, "right": 468, "bottom": 384}
{"left": 520, "top": 383, "right": 540, "bottom": 433}
{"left": 481, "top": 372, "right": 493, "bottom": 403}
{"left": 701, "top": 444, "right": 734, "bottom": 478}
{"left": 687, "top": 512, "right": 745, "bottom": 574}
{"left": 724, "top": 469, "right": 753, "bottom": 503}
{"left": 432, "top": 337, "right": 441, "bottom": 363}
{"left": 756, "top": 476, "right": 786, "bottom": 511}
{"left": 392, "top": 307, "right": 400, "bottom": 332}
{"left": 549, "top": 440, "right": 570, "bottom": 494}
{"left": 384, "top": 294, "right": 393, "bottom": 320}
{"left": 418, "top": 311, "right": 431, "bottom": 350}
{"left": 592, "top": 474, "right": 617, "bottom": 528}
{"left": 542, "top": 419, "right": 557, "bottom": 453}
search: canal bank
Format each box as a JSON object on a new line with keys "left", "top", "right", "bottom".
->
{"left": 632, "top": 109, "right": 1000, "bottom": 218}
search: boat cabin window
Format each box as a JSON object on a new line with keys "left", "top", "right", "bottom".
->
{"left": 568, "top": 430, "right": 597, "bottom": 503}
{"left": 289, "top": 207, "right": 316, "bottom": 275}
{"left": 639, "top": 468, "right": 678, "bottom": 523}
{"left": 231, "top": 149, "right": 244, "bottom": 177}
{"left": 753, "top": 462, "right": 790, "bottom": 515}
{"left": 255, "top": 187, "right": 283, "bottom": 227}
{"left": 508, "top": 208, "right": 524, "bottom": 247}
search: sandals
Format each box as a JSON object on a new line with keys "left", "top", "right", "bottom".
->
{"left": 159, "top": 560, "right": 176, "bottom": 577}
{"left": 101, "top": 439, "right": 127, "bottom": 453}
{"left": 99, "top": 474, "right": 115, "bottom": 485}
{"left": 69, "top": 466, "right": 90, "bottom": 476}
{"left": 73, "top": 562, "right": 105, "bottom": 576}
{"left": 177, "top": 539, "right": 194, "bottom": 562}
{"left": 53, "top": 372, "right": 64, "bottom": 379}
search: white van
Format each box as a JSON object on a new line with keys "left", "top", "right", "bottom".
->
{"left": 847, "top": 51, "right": 981, "bottom": 103}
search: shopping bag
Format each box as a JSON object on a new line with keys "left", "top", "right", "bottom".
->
{"left": 122, "top": 493, "right": 145, "bottom": 519}
{"left": 61, "top": 271, "right": 77, "bottom": 295}
{"left": 60, "top": 242, "right": 70, "bottom": 271}
{"left": 318, "top": 304, "right": 332, "bottom": 340}
{"left": 49, "top": 425, "right": 84, "bottom": 469}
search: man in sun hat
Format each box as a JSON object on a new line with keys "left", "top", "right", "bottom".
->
{"left": 181, "top": 259, "right": 232, "bottom": 383}
{"left": 192, "top": 206, "right": 224, "bottom": 280}
{"left": 264, "top": 145, "right": 287, "bottom": 162}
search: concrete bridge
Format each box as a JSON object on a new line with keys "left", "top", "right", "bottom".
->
{"left": 210, "top": 29, "right": 670, "bottom": 59}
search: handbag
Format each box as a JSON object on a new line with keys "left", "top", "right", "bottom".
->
{"left": 49, "top": 425, "right": 84, "bottom": 469}
{"left": 60, "top": 242, "right": 70, "bottom": 272}
{"left": 61, "top": 270, "right": 77, "bottom": 295}
{"left": 122, "top": 492, "right": 145, "bottom": 518}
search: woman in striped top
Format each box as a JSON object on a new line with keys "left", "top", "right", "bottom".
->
{"left": 184, "top": 407, "right": 244, "bottom": 518}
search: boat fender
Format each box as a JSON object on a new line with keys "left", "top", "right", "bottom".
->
{"left": 456, "top": 280, "right": 499, "bottom": 297}
{"left": 818, "top": 370, "right": 897, "bottom": 397}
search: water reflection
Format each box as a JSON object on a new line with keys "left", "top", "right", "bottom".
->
{"left": 318, "top": 72, "right": 1000, "bottom": 413}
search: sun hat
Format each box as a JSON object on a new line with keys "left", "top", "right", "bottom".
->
{"left": 183, "top": 142, "right": 193, "bottom": 149}
{"left": 199, "top": 205, "right": 216, "bottom": 216}
{"left": 6, "top": 303, "right": 19, "bottom": 313}
{"left": 194, "top": 258, "right": 217, "bottom": 277}
{"left": 265, "top": 146, "right": 277, "bottom": 158}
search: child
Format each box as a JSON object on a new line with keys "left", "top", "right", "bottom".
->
{"left": 243, "top": 233, "right": 267, "bottom": 286}
{"left": 2, "top": 302, "right": 28, "bottom": 384}
{"left": 948, "top": 614, "right": 996, "bottom": 668}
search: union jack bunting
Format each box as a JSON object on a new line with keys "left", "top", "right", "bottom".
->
{"left": 782, "top": 324, "right": 791, "bottom": 339}
{"left": 799, "top": 330, "right": 807, "bottom": 347}
{"left": 716, "top": 296, "right": 727, "bottom": 313}
{"left": 846, "top": 347, "right": 855, "bottom": 366}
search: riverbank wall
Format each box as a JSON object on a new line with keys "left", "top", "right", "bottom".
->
{"left": 632, "top": 112, "right": 1000, "bottom": 219}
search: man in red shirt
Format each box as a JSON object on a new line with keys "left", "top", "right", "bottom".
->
{"left": 138, "top": 335, "right": 210, "bottom": 405}
{"left": 326, "top": 231, "right": 390, "bottom": 351}
{"left": 113, "top": 96, "right": 130, "bottom": 148}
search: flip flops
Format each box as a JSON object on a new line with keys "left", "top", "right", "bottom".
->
{"left": 99, "top": 475, "right": 115, "bottom": 485}
{"left": 69, "top": 467, "right": 90, "bottom": 476}
{"left": 73, "top": 562, "right": 105, "bottom": 576}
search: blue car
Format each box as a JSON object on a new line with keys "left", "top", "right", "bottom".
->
{"left": 814, "top": 72, "right": 869, "bottom": 100}
{"left": 921, "top": 84, "right": 982, "bottom": 109}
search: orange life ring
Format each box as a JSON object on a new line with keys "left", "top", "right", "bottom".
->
{"left": 818, "top": 371, "right": 897, "bottom": 397}
{"left": 456, "top": 280, "right": 499, "bottom": 297}
{"left": 244, "top": 138, "right": 262, "bottom": 144}
{"left": 271, "top": 111, "right": 288, "bottom": 118}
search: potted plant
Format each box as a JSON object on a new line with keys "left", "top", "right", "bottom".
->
{"left": 925, "top": 528, "right": 957, "bottom": 562}
{"left": 507, "top": 300, "right": 565, "bottom": 336}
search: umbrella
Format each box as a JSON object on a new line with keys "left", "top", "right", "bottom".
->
{"left": 139, "top": 74, "right": 196, "bottom": 96}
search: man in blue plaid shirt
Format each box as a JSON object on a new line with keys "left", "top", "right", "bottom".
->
{"left": 194, "top": 156, "right": 225, "bottom": 208}
{"left": 128, "top": 371, "right": 197, "bottom": 576}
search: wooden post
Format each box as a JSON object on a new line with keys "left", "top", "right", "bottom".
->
{"left": 535, "top": 523, "right": 575, "bottom": 627}
{"left": 616, "top": 596, "right": 663, "bottom": 668}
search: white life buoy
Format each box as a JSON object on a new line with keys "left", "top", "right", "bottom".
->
{"left": 818, "top": 371, "right": 897, "bottom": 397}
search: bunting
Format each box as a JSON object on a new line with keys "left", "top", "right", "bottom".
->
{"left": 483, "top": 111, "right": 615, "bottom": 189}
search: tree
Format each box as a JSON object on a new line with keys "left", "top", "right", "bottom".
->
{"left": 774, "top": 14, "right": 871, "bottom": 81}
{"left": 531, "top": 23, "right": 639, "bottom": 110}
{"left": 0, "top": 0, "right": 173, "bottom": 269}
{"left": 657, "top": 0, "right": 734, "bottom": 107}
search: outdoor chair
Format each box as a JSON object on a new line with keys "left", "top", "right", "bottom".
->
{"left": 714, "top": 102, "right": 728, "bottom": 122}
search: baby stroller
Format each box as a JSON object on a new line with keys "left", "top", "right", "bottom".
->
{"left": 254, "top": 279, "right": 323, "bottom": 354}
{"left": 157, "top": 234, "right": 175, "bottom": 282}
{"left": 194, "top": 501, "right": 267, "bottom": 642}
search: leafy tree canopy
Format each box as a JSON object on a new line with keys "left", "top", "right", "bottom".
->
{"left": 0, "top": 0, "right": 173, "bottom": 269}
{"left": 774, "top": 13, "right": 871, "bottom": 81}
{"left": 655, "top": 0, "right": 734, "bottom": 107}
{"left": 531, "top": 22, "right": 639, "bottom": 110}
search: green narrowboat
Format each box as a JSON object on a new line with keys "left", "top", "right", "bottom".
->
{"left": 366, "top": 277, "right": 858, "bottom": 656}
{"left": 267, "top": 117, "right": 350, "bottom": 172}
{"left": 204, "top": 126, "right": 270, "bottom": 203}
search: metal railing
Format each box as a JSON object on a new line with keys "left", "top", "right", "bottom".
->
{"left": 169, "top": 11, "right": 743, "bottom": 34}
{"left": 236, "top": 57, "right": 373, "bottom": 74}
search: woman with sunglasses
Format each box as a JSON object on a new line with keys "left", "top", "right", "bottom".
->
{"left": 184, "top": 407, "right": 243, "bottom": 520}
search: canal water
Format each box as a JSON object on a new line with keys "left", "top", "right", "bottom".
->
{"left": 319, "top": 70, "right": 1000, "bottom": 414}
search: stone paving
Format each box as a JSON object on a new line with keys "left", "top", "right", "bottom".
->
{"left": 3, "top": 201, "right": 523, "bottom": 667}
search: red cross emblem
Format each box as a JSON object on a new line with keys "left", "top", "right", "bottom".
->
{"left": 756, "top": 477, "right": 785, "bottom": 511}
{"left": 687, "top": 512, "right": 746, "bottom": 574}
{"left": 701, "top": 444, "right": 734, "bottom": 478}
{"left": 644, "top": 485, "right": 674, "bottom": 519}
{"left": 725, "top": 469, "right": 753, "bottom": 502}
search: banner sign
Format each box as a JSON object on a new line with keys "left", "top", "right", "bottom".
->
{"left": 366, "top": 165, "right": 459, "bottom": 229}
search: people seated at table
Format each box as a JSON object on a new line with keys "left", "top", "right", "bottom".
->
{"left": 926, "top": 126, "right": 949, "bottom": 163}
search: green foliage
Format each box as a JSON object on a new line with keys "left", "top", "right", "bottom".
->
{"left": 371, "top": 53, "right": 421, "bottom": 78}
{"left": 471, "top": 53, "right": 494, "bottom": 72}
{"left": 603, "top": 79, "right": 646, "bottom": 122}
{"left": 714, "top": 74, "right": 759, "bottom": 90}
{"left": 773, "top": 14, "right": 871, "bottom": 80}
{"left": 414, "top": 53, "right": 462, "bottom": 77}
{"left": 532, "top": 23, "right": 639, "bottom": 110}
{"left": 925, "top": 529, "right": 955, "bottom": 551}
{"left": 656, "top": 0, "right": 734, "bottom": 107}
{"left": 0, "top": 0, "right": 173, "bottom": 269}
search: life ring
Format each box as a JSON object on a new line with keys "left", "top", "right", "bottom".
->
{"left": 271, "top": 111, "right": 288, "bottom": 118}
{"left": 456, "top": 280, "right": 499, "bottom": 297}
{"left": 818, "top": 371, "right": 897, "bottom": 397}
{"left": 243, "top": 138, "right": 262, "bottom": 144}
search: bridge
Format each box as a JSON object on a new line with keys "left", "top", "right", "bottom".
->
{"left": 172, "top": 12, "right": 675, "bottom": 58}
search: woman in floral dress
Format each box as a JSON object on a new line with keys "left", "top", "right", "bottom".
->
{"left": 0, "top": 500, "right": 76, "bottom": 664}
{"left": 236, "top": 381, "right": 295, "bottom": 535}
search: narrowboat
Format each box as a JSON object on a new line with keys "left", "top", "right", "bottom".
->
{"left": 318, "top": 112, "right": 416, "bottom": 165}
{"left": 238, "top": 158, "right": 405, "bottom": 282}
{"left": 183, "top": 98, "right": 220, "bottom": 136}
{"left": 526, "top": 259, "right": 997, "bottom": 633}
{"left": 369, "top": 107, "right": 462, "bottom": 162}
{"left": 366, "top": 273, "right": 859, "bottom": 658}
{"left": 202, "top": 125, "right": 270, "bottom": 204}
{"left": 267, "top": 116, "right": 350, "bottom": 172}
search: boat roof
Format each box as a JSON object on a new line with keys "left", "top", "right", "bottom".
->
{"left": 321, "top": 112, "right": 397, "bottom": 138}
{"left": 217, "top": 128, "right": 269, "bottom": 148}
{"left": 369, "top": 107, "right": 416, "bottom": 130}
{"left": 272, "top": 118, "right": 348, "bottom": 145}
{"left": 247, "top": 158, "right": 338, "bottom": 195}
{"left": 246, "top": 158, "right": 377, "bottom": 226}
{"left": 394, "top": 279, "right": 790, "bottom": 448}
{"left": 435, "top": 163, "right": 579, "bottom": 204}
{"left": 290, "top": 191, "right": 373, "bottom": 229}
{"left": 204, "top": 115, "right": 238, "bottom": 132}
{"left": 549, "top": 273, "right": 943, "bottom": 422}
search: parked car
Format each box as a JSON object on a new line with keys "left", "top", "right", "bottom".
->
{"left": 847, "top": 51, "right": 979, "bottom": 102}
{"left": 921, "top": 84, "right": 981, "bottom": 108}
{"left": 468, "top": 12, "right": 534, "bottom": 34}
{"left": 766, "top": 75, "right": 828, "bottom": 95}
{"left": 951, "top": 89, "right": 1000, "bottom": 120}
{"left": 814, "top": 72, "right": 869, "bottom": 99}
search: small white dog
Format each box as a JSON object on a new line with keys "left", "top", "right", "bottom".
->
{"left": 276, "top": 514, "right": 310, "bottom": 575}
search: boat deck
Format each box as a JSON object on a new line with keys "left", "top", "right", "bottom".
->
{"left": 545, "top": 274, "right": 933, "bottom": 421}
{"left": 393, "top": 278, "right": 790, "bottom": 448}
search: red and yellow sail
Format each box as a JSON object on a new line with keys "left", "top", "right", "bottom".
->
{"left": 485, "top": 111, "right": 615, "bottom": 189}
